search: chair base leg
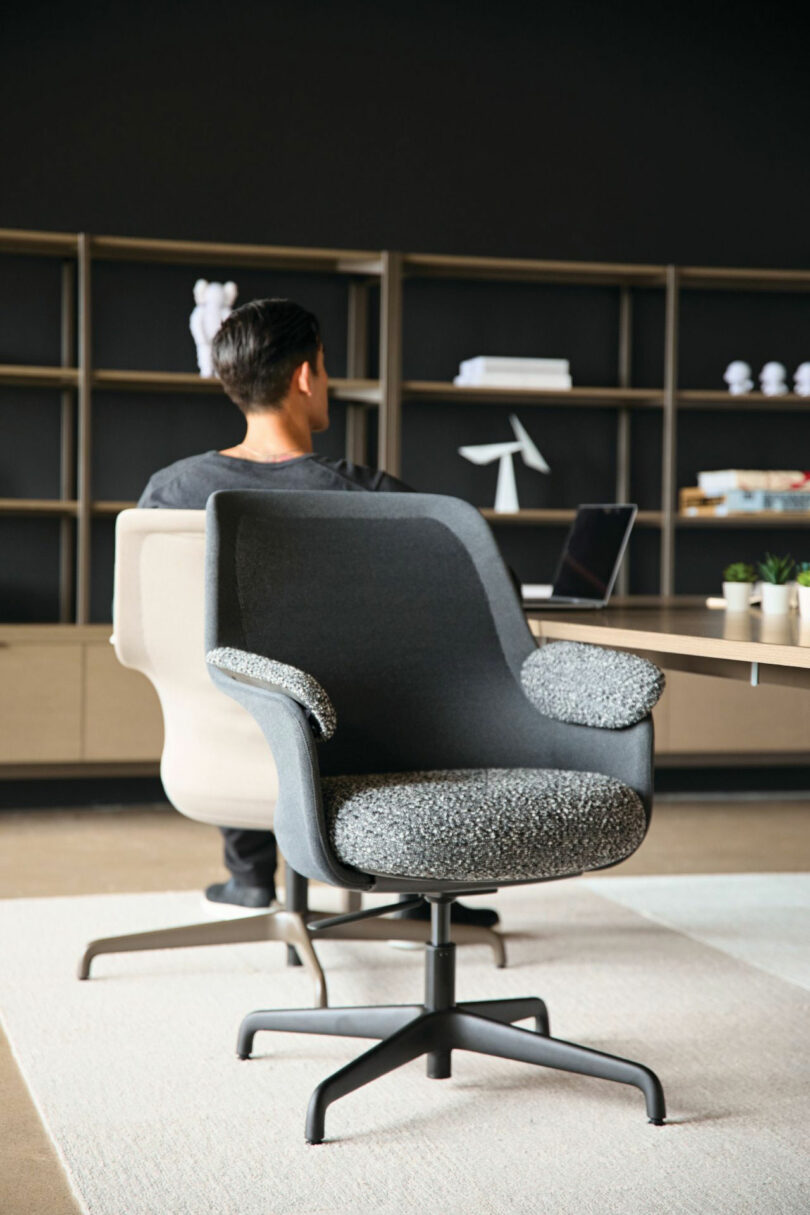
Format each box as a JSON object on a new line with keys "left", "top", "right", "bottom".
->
{"left": 238, "top": 1000, "right": 665, "bottom": 1143}
{"left": 77, "top": 910, "right": 329, "bottom": 1008}
{"left": 77, "top": 900, "right": 503, "bottom": 999}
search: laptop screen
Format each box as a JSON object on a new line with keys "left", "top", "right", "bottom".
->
{"left": 551, "top": 505, "right": 636, "bottom": 600}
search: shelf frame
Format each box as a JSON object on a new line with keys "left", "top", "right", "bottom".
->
{"left": 2, "top": 225, "right": 810, "bottom": 619}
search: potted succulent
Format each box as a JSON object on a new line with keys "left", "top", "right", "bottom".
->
{"left": 722, "top": 562, "right": 756, "bottom": 611}
{"left": 758, "top": 553, "right": 795, "bottom": 615}
{"left": 797, "top": 564, "right": 810, "bottom": 619}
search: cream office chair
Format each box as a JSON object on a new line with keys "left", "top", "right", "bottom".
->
{"left": 78, "top": 510, "right": 503, "bottom": 1005}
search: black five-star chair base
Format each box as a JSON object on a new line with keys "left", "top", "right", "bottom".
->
{"left": 236, "top": 900, "right": 666, "bottom": 1144}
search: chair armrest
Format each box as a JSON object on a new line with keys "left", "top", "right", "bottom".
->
{"left": 206, "top": 662, "right": 371, "bottom": 890}
{"left": 521, "top": 641, "right": 664, "bottom": 729}
{"left": 206, "top": 647, "right": 337, "bottom": 740}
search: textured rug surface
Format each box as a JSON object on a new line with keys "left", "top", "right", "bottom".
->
{"left": 1, "top": 877, "right": 808, "bottom": 1215}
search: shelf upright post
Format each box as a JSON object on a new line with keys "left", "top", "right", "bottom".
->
{"left": 616, "top": 285, "right": 633, "bottom": 595}
{"left": 378, "top": 251, "right": 403, "bottom": 475}
{"left": 75, "top": 234, "right": 93, "bottom": 624}
{"left": 660, "top": 264, "right": 680, "bottom": 596}
{"left": 59, "top": 258, "right": 77, "bottom": 622}
{"left": 345, "top": 280, "right": 369, "bottom": 464}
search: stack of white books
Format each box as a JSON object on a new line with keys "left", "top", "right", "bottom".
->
{"left": 454, "top": 356, "right": 572, "bottom": 390}
{"left": 697, "top": 469, "right": 809, "bottom": 495}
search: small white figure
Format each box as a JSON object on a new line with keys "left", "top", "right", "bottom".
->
{"left": 759, "top": 361, "right": 788, "bottom": 396}
{"left": 723, "top": 361, "right": 753, "bottom": 394}
{"left": 459, "top": 414, "right": 550, "bottom": 513}
{"left": 794, "top": 363, "right": 810, "bottom": 396}
{"left": 190, "top": 279, "right": 238, "bottom": 377}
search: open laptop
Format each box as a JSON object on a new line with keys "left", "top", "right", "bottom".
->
{"left": 522, "top": 504, "right": 637, "bottom": 609}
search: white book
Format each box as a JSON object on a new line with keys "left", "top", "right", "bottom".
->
{"left": 454, "top": 371, "right": 572, "bottom": 389}
{"left": 459, "top": 356, "right": 570, "bottom": 375}
{"left": 698, "top": 469, "right": 805, "bottom": 494}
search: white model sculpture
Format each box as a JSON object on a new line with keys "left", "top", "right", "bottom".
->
{"left": 459, "top": 414, "right": 550, "bottom": 513}
{"left": 759, "top": 361, "right": 788, "bottom": 396}
{"left": 723, "top": 360, "right": 753, "bottom": 394}
{"left": 190, "top": 279, "right": 238, "bottom": 377}
{"left": 794, "top": 363, "right": 810, "bottom": 396}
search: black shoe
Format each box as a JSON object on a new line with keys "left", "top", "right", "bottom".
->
{"left": 204, "top": 878, "right": 275, "bottom": 909}
{"left": 397, "top": 900, "right": 500, "bottom": 929}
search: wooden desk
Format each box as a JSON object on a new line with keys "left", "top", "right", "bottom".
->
{"left": 528, "top": 603, "right": 810, "bottom": 690}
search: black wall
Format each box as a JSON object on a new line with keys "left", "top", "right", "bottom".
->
{"left": 2, "top": 1, "right": 810, "bottom": 618}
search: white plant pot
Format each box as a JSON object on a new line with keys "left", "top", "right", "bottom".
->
{"left": 761, "top": 583, "right": 791, "bottom": 615}
{"left": 797, "top": 584, "right": 810, "bottom": 619}
{"left": 722, "top": 581, "right": 752, "bottom": 612}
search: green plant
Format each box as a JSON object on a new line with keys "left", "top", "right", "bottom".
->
{"left": 758, "top": 553, "right": 795, "bottom": 585}
{"left": 797, "top": 569, "right": 810, "bottom": 588}
{"left": 723, "top": 562, "right": 757, "bottom": 583}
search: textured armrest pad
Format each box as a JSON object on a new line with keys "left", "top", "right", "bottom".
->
{"left": 521, "top": 641, "right": 664, "bottom": 729}
{"left": 206, "top": 647, "right": 337, "bottom": 740}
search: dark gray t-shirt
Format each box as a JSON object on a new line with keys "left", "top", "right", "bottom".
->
{"left": 138, "top": 450, "right": 411, "bottom": 508}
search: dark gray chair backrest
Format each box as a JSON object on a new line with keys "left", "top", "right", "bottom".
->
{"left": 206, "top": 491, "right": 652, "bottom": 808}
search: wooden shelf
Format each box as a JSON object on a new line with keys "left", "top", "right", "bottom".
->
{"left": 93, "top": 370, "right": 380, "bottom": 402}
{"left": 678, "top": 390, "right": 810, "bottom": 410}
{"left": 90, "top": 234, "right": 382, "bottom": 276}
{"left": 680, "top": 265, "right": 810, "bottom": 292}
{"left": 481, "top": 509, "right": 663, "bottom": 526}
{"left": 402, "top": 252, "right": 667, "bottom": 288}
{"left": 0, "top": 228, "right": 78, "bottom": 258}
{"left": 0, "top": 499, "right": 76, "bottom": 516}
{"left": 677, "top": 513, "right": 810, "bottom": 528}
{"left": 402, "top": 382, "right": 663, "bottom": 407}
{"left": 0, "top": 365, "right": 381, "bottom": 403}
{"left": 0, "top": 365, "right": 79, "bottom": 389}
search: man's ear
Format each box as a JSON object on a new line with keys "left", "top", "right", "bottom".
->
{"left": 295, "top": 359, "right": 313, "bottom": 395}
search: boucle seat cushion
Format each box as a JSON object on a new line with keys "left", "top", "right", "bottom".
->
{"left": 522, "top": 641, "right": 664, "bottom": 729}
{"left": 322, "top": 768, "right": 646, "bottom": 882}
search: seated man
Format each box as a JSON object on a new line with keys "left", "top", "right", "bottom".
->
{"left": 139, "top": 297, "right": 498, "bottom": 929}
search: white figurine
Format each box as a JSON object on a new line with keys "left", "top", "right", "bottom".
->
{"left": 459, "top": 414, "right": 550, "bottom": 512}
{"left": 723, "top": 361, "right": 753, "bottom": 394}
{"left": 759, "top": 361, "right": 788, "bottom": 396}
{"left": 794, "top": 363, "right": 810, "bottom": 396}
{"left": 190, "top": 279, "right": 238, "bottom": 377}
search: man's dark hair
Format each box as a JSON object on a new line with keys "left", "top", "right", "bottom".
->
{"left": 212, "top": 298, "right": 321, "bottom": 413}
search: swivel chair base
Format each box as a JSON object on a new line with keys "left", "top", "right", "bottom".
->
{"left": 236, "top": 898, "right": 666, "bottom": 1143}
{"left": 77, "top": 874, "right": 505, "bottom": 1007}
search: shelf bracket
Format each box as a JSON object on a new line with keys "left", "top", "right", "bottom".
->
{"left": 750, "top": 661, "right": 759, "bottom": 688}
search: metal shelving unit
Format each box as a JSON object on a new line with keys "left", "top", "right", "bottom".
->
{"left": 2, "top": 228, "right": 809, "bottom": 621}
{"left": 0, "top": 228, "right": 388, "bottom": 622}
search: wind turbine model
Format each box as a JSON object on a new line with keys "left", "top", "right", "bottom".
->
{"left": 459, "top": 414, "right": 550, "bottom": 512}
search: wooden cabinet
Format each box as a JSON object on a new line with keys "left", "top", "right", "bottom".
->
{"left": 0, "top": 637, "right": 83, "bottom": 762}
{"left": 0, "top": 626, "right": 163, "bottom": 773}
{"left": 655, "top": 668, "right": 810, "bottom": 761}
{"left": 83, "top": 641, "right": 164, "bottom": 761}
{"left": 1, "top": 627, "right": 808, "bottom": 773}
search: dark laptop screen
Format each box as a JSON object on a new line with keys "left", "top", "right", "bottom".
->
{"left": 551, "top": 505, "right": 636, "bottom": 600}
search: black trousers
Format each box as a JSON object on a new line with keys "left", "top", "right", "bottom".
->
{"left": 220, "top": 826, "right": 278, "bottom": 891}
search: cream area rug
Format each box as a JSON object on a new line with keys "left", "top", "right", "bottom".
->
{"left": 1, "top": 876, "right": 808, "bottom": 1215}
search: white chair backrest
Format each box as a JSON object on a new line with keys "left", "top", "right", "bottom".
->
{"left": 113, "top": 509, "right": 278, "bottom": 829}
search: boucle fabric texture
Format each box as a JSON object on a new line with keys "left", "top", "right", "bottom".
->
{"left": 521, "top": 641, "right": 664, "bottom": 729}
{"left": 206, "top": 647, "right": 337, "bottom": 740}
{"left": 322, "top": 767, "right": 646, "bottom": 881}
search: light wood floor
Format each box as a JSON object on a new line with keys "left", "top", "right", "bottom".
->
{"left": 1, "top": 797, "right": 808, "bottom": 1215}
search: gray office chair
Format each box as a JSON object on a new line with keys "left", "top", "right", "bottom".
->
{"left": 205, "top": 489, "right": 667, "bottom": 1144}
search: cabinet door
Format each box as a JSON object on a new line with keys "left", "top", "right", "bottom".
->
{"left": 83, "top": 642, "right": 164, "bottom": 761}
{"left": 0, "top": 643, "right": 82, "bottom": 762}
{"left": 663, "top": 669, "right": 810, "bottom": 757}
